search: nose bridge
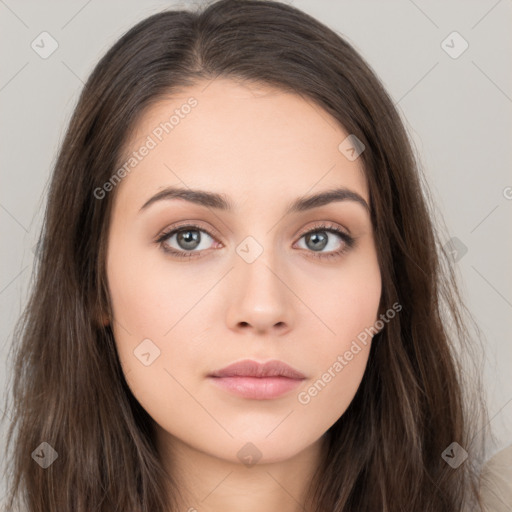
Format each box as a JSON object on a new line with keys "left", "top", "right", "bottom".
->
{"left": 236, "top": 230, "right": 286, "bottom": 297}
{"left": 226, "top": 228, "right": 292, "bottom": 332}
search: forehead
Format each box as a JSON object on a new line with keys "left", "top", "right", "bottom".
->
{"left": 115, "top": 78, "right": 368, "bottom": 210}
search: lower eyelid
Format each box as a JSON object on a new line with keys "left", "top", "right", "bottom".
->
{"left": 159, "top": 228, "right": 217, "bottom": 252}
{"left": 157, "top": 224, "right": 352, "bottom": 257}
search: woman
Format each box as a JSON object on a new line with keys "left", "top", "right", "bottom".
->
{"left": 2, "top": 0, "right": 499, "bottom": 510}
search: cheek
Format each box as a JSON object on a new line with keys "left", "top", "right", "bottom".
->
{"left": 106, "top": 237, "right": 196, "bottom": 337}
{"left": 293, "top": 298, "right": 379, "bottom": 431}
{"left": 106, "top": 256, "right": 196, "bottom": 423}
{"left": 293, "top": 248, "right": 381, "bottom": 422}
{"left": 295, "top": 347, "right": 370, "bottom": 435}
{"left": 106, "top": 237, "right": 167, "bottom": 375}
{"left": 106, "top": 240, "right": 215, "bottom": 403}
{"left": 302, "top": 238, "right": 382, "bottom": 349}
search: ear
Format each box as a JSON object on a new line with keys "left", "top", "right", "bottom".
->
{"left": 94, "top": 301, "right": 110, "bottom": 328}
{"left": 96, "top": 285, "right": 111, "bottom": 327}
{"left": 101, "top": 311, "right": 110, "bottom": 327}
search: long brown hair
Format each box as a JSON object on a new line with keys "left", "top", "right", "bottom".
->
{"left": 2, "top": 1, "right": 492, "bottom": 510}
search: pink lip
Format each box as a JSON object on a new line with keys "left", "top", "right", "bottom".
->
{"left": 208, "top": 359, "right": 306, "bottom": 400}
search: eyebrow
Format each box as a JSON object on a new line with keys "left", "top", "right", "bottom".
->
{"left": 139, "top": 186, "right": 370, "bottom": 215}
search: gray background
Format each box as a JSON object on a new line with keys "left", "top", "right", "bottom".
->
{"left": 1, "top": 0, "right": 511, "bottom": 501}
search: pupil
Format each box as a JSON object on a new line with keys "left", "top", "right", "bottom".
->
{"left": 307, "top": 232, "right": 327, "bottom": 251}
{"left": 178, "top": 230, "right": 200, "bottom": 250}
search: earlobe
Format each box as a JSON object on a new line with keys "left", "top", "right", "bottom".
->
{"left": 94, "top": 304, "right": 110, "bottom": 328}
{"left": 101, "top": 312, "right": 110, "bottom": 327}
{"left": 97, "top": 286, "right": 111, "bottom": 327}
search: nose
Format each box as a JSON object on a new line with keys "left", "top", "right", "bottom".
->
{"left": 225, "top": 248, "right": 294, "bottom": 336}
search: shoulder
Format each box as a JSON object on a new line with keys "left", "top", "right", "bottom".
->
{"left": 479, "top": 442, "right": 512, "bottom": 511}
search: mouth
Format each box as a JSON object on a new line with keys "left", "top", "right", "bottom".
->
{"left": 208, "top": 375, "right": 304, "bottom": 400}
{"left": 208, "top": 359, "right": 306, "bottom": 400}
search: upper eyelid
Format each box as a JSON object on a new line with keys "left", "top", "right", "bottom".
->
{"left": 156, "top": 220, "right": 218, "bottom": 239}
{"left": 157, "top": 221, "right": 349, "bottom": 245}
{"left": 156, "top": 223, "right": 355, "bottom": 262}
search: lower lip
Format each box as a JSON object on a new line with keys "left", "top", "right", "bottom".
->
{"left": 208, "top": 376, "right": 304, "bottom": 400}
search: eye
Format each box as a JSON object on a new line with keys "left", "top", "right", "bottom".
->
{"left": 155, "top": 222, "right": 356, "bottom": 260}
{"left": 156, "top": 223, "right": 219, "bottom": 259}
{"left": 294, "top": 222, "right": 356, "bottom": 260}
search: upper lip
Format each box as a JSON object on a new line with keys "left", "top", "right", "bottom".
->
{"left": 209, "top": 359, "right": 306, "bottom": 379}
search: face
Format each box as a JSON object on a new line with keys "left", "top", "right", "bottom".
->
{"left": 105, "top": 78, "right": 381, "bottom": 465}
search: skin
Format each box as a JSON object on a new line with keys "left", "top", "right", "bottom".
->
{"left": 105, "top": 77, "right": 382, "bottom": 512}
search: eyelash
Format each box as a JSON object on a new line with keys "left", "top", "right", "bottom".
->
{"left": 155, "top": 222, "right": 356, "bottom": 261}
